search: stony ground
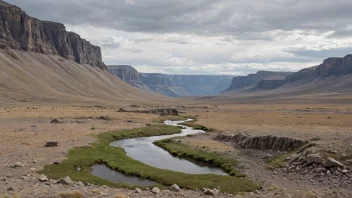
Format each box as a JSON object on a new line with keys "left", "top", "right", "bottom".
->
{"left": 1, "top": 103, "right": 352, "bottom": 197}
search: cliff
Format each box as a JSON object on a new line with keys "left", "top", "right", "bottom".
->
{"left": 108, "top": 65, "right": 149, "bottom": 90}
{"left": 285, "top": 55, "right": 352, "bottom": 83}
{"left": 139, "top": 73, "right": 190, "bottom": 97}
{"left": 108, "top": 65, "right": 233, "bottom": 97}
{"left": 226, "top": 71, "right": 293, "bottom": 92}
{"left": 257, "top": 79, "right": 286, "bottom": 90}
{"left": 0, "top": 0, "right": 106, "bottom": 69}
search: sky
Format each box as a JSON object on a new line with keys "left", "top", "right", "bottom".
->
{"left": 9, "top": 0, "right": 352, "bottom": 75}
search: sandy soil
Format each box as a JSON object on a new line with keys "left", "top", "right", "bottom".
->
{"left": 1, "top": 102, "right": 352, "bottom": 197}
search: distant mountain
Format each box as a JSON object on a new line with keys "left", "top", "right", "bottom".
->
{"left": 225, "top": 71, "right": 293, "bottom": 92}
{"left": 108, "top": 65, "right": 234, "bottom": 97}
{"left": 224, "top": 54, "right": 352, "bottom": 95}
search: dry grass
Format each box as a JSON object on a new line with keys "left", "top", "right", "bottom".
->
{"left": 113, "top": 194, "right": 129, "bottom": 198}
{"left": 57, "top": 191, "right": 83, "bottom": 198}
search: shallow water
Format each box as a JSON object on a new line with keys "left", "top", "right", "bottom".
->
{"left": 92, "top": 119, "right": 227, "bottom": 186}
{"left": 92, "top": 164, "right": 157, "bottom": 186}
{"left": 109, "top": 119, "right": 227, "bottom": 175}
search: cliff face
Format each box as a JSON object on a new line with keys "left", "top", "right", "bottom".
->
{"left": 257, "top": 79, "right": 286, "bottom": 90}
{"left": 108, "top": 65, "right": 233, "bottom": 97}
{"left": 226, "top": 71, "right": 293, "bottom": 91}
{"left": 170, "top": 75, "right": 233, "bottom": 95}
{"left": 0, "top": 0, "right": 105, "bottom": 69}
{"left": 285, "top": 55, "right": 352, "bottom": 84}
{"left": 139, "top": 73, "right": 190, "bottom": 97}
{"left": 108, "top": 65, "right": 148, "bottom": 90}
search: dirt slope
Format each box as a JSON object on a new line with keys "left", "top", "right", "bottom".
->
{"left": 0, "top": 49, "right": 170, "bottom": 105}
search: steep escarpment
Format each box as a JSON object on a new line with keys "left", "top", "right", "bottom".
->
{"left": 0, "top": 0, "right": 105, "bottom": 69}
{"left": 139, "top": 73, "right": 190, "bottom": 97}
{"left": 108, "top": 65, "right": 149, "bottom": 90}
{"left": 170, "top": 75, "right": 233, "bottom": 96}
{"left": 225, "top": 71, "right": 293, "bottom": 92}
{"left": 285, "top": 55, "right": 352, "bottom": 84}
{"left": 108, "top": 65, "right": 233, "bottom": 97}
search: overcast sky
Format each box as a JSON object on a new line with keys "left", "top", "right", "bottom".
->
{"left": 9, "top": 0, "right": 352, "bottom": 75}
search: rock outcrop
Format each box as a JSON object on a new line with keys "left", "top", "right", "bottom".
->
{"left": 225, "top": 71, "right": 293, "bottom": 92}
{"left": 108, "top": 65, "right": 149, "bottom": 90}
{"left": 285, "top": 55, "right": 352, "bottom": 83}
{"left": 118, "top": 108, "right": 179, "bottom": 116}
{"left": 0, "top": 0, "right": 106, "bottom": 69}
{"left": 214, "top": 133, "right": 305, "bottom": 151}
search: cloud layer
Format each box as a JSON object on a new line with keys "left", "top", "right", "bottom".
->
{"left": 10, "top": 0, "right": 352, "bottom": 75}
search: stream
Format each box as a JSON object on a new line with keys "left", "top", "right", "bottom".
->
{"left": 92, "top": 119, "right": 227, "bottom": 186}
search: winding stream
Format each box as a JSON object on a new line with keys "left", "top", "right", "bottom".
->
{"left": 92, "top": 119, "right": 227, "bottom": 186}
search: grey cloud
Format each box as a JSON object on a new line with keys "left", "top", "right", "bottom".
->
{"left": 285, "top": 47, "right": 352, "bottom": 58}
{"left": 10, "top": 0, "right": 352, "bottom": 37}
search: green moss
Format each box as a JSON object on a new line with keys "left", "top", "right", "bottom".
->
{"left": 40, "top": 125, "right": 259, "bottom": 194}
{"left": 266, "top": 143, "right": 311, "bottom": 168}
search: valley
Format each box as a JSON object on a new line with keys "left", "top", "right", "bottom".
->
{"left": 1, "top": 0, "right": 352, "bottom": 198}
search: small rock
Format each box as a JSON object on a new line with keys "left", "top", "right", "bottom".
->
{"left": 323, "top": 157, "right": 344, "bottom": 168}
{"left": 14, "top": 162, "right": 24, "bottom": 168}
{"left": 170, "top": 184, "right": 180, "bottom": 192}
{"left": 21, "top": 176, "right": 30, "bottom": 180}
{"left": 39, "top": 175, "right": 48, "bottom": 182}
{"left": 50, "top": 119, "right": 62, "bottom": 124}
{"left": 342, "top": 169, "right": 348, "bottom": 174}
{"left": 53, "top": 161, "right": 61, "bottom": 165}
{"left": 7, "top": 187, "right": 15, "bottom": 191}
{"left": 76, "top": 167, "right": 81, "bottom": 171}
{"left": 77, "top": 181, "right": 85, "bottom": 187}
{"left": 152, "top": 187, "right": 160, "bottom": 194}
{"left": 135, "top": 188, "right": 143, "bottom": 193}
{"left": 45, "top": 141, "right": 59, "bottom": 147}
{"left": 30, "top": 168, "right": 36, "bottom": 172}
{"left": 32, "top": 160, "right": 37, "bottom": 164}
{"left": 56, "top": 176, "right": 73, "bottom": 185}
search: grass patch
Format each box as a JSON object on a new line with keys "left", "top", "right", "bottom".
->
{"left": 266, "top": 143, "right": 311, "bottom": 168}
{"left": 155, "top": 139, "right": 245, "bottom": 177}
{"left": 40, "top": 125, "right": 259, "bottom": 194}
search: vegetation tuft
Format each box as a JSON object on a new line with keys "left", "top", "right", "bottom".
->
{"left": 40, "top": 125, "right": 259, "bottom": 194}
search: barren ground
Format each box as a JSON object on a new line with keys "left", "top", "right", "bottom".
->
{"left": 1, "top": 102, "right": 352, "bottom": 197}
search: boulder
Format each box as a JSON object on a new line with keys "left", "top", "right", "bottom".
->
{"left": 135, "top": 188, "right": 142, "bottom": 193}
{"left": 56, "top": 176, "right": 73, "bottom": 185}
{"left": 323, "top": 158, "right": 344, "bottom": 168}
{"left": 152, "top": 187, "right": 160, "bottom": 194}
{"left": 204, "top": 189, "right": 217, "bottom": 196}
{"left": 306, "top": 154, "right": 323, "bottom": 165}
{"left": 170, "top": 184, "right": 180, "bottom": 192}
